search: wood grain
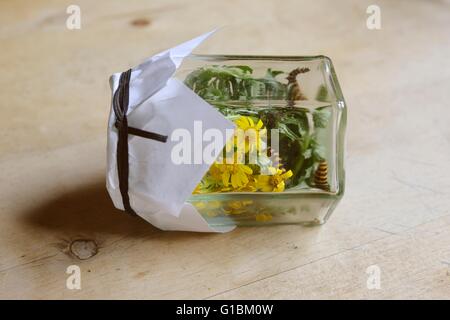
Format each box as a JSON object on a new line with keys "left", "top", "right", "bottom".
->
{"left": 1, "top": 0, "right": 449, "bottom": 299}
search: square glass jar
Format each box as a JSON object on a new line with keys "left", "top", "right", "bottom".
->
{"left": 174, "top": 55, "right": 346, "bottom": 227}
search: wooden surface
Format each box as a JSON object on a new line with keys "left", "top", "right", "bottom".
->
{"left": 1, "top": 0, "right": 450, "bottom": 299}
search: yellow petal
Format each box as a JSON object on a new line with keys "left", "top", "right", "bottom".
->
{"left": 256, "top": 119, "right": 263, "bottom": 130}
{"left": 236, "top": 117, "right": 249, "bottom": 129}
{"left": 275, "top": 181, "right": 285, "bottom": 192}
{"left": 256, "top": 175, "right": 270, "bottom": 186}
{"left": 241, "top": 165, "right": 253, "bottom": 174}
{"left": 282, "top": 170, "right": 293, "bottom": 179}
{"left": 222, "top": 172, "right": 230, "bottom": 186}
{"left": 241, "top": 173, "right": 249, "bottom": 185}
{"left": 231, "top": 174, "right": 239, "bottom": 188}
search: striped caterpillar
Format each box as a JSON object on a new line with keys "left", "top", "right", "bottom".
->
{"left": 314, "top": 160, "right": 330, "bottom": 191}
{"left": 286, "top": 67, "right": 310, "bottom": 101}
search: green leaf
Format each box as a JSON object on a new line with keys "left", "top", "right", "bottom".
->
{"left": 184, "top": 65, "right": 287, "bottom": 101}
{"left": 315, "top": 84, "right": 328, "bottom": 102}
{"left": 302, "top": 148, "right": 312, "bottom": 159}
{"left": 313, "top": 109, "right": 331, "bottom": 128}
{"left": 233, "top": 65, "right": 253, "bottom": 74}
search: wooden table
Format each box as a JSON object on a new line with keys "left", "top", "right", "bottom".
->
{"left": 1, "top": 0, "right": 449, "bottom": 299}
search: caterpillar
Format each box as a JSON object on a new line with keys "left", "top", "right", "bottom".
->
{"left": 314, "top": 160, "right": 330, "bottom": 191}
{"left": 286, "top": 67, "right": 310, "bottom": 101}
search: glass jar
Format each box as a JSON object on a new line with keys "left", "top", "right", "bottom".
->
{"left": 174, "top": 55, "right": 346, "bottom": 227}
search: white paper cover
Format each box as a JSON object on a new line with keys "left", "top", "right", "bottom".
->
{"left": 106, "top": 31, "right": 236, "bottom": 232}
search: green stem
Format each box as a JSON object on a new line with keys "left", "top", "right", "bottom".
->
{"left": 291, "top": 134, "right": 311, "bottom": 184}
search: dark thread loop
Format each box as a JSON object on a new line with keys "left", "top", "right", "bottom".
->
{"left": 112, "top": 69, "right": 168, "bottom": 215}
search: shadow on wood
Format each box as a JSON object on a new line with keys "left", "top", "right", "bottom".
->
{"left": 18, "top": 180, "right": 217, "bottom": 263}
{"left": 21, "top": 180, "right": 216, "bottom": 242}
{"left": 21, "top": 180, "right": 158, "bottom": 238}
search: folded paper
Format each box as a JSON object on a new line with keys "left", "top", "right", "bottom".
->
{"left": 107, "top": 31, "right": 236, "bottom": 233}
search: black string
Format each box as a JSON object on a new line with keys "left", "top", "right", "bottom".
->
{"left": 113, "top": 69, "right": 168, "bottom": 215}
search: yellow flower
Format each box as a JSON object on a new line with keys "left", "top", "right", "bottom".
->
{"left": 194, "top": 161, "right": 255, "bottom": 193}
{"left": 231, "top": 116, "right": 266, "bottom": 154}
{"left": 235, "top": 116, "right": 264, "bottom": 131}
{"left": 256, "top": 167, "right": 293, "bottom": 192}
{"left": 219, "top": 163, "right": 253, "bottom": 189}
{"left": 203, "top": 164, "right": 223, "bottom": 187}
{"left": 195, "top": 163, "right": 224, "bottom": 193}
{"left": 238, "top": 175, "right": 257, "bottom": 192}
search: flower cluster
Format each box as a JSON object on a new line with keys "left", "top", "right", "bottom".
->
{"left": 194, "top": 116, "right": 293, "bottom": 194}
